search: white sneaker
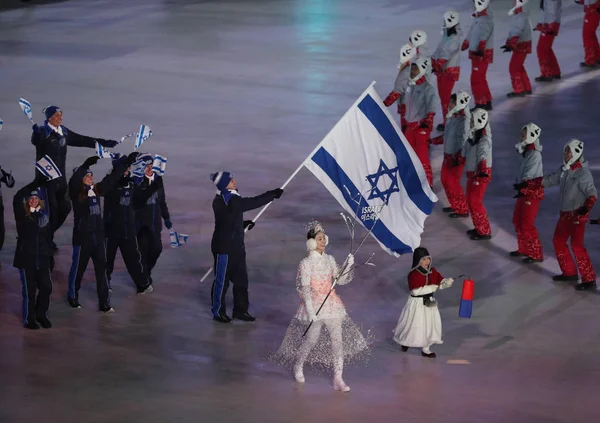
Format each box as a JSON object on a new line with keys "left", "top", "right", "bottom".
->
{"left": 138, "top": 285, "right": 154, "bottom": 295}
{"left": 333, "top": 376, "right": 350, "bottom": 392}
{"left": 100, "top": 307, "right": 115, "bottom": 314}
{"left": 293, "top": 363, "right": 305, "bottom": 383}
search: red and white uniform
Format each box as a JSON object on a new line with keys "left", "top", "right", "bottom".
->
{"left": 576, "top": 0, "right": 600, "bottom": 65}
{"left": 535, "top": 0, "right": 562, "bottom": 78}
{"left": 383, "top": 44, "right": 417, "bottom": 125}
{"left": 506, "top": 4, "right": 533, "bottom": 94}
{"left": 465, "top": 120, "right": 492, "bottom": 237}
{"left": 513, "top": 139, "right": 544, "bottom": 261}
{"left": 543, "top": 152, "right": 597, "bottom": 282}
{"left": 462, "top": 9, "right": 494, "bottom": 106}
{"left": 432, "top": 26, "right": 461, "bottom": 124}
{"left": 401, "top": 73, "right": 438, "bottom": 186}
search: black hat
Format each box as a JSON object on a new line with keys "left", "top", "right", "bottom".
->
{"left": 411, "top": 247, "right": 430, "bottom": 269}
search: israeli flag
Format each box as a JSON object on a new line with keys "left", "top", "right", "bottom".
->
{"left": 95, "top": 142, "right": 113, "bottom": 159}
{"left": 36, "top": 155, "right": 62, "bottom": 180}
{"left": 152, "top": 155, "right": 167, "bottom": 176}
{"left": 169, "top": 229, "right": 189, "bottom": 248}
{"left": 19, "top": 98, "right": 34, "bottom": 123}
{"left": 303, "top": 83, "right": 437, "bottom": 256}
{"left": 0, "top": 118, "right": 3, "bottom": 131}
{"left": 135, "top": 125, "right": 152, "bottom": 150}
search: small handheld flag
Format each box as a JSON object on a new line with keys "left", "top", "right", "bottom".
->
{"left": 0, "top": 118, "right": 4, "bottom": 131}
{"left": 458, "top": 279, "right": 474, "bottom": 318}
{"left": 19, "top": 98, "right": 34, "bottom": 123}
{"left": 134, "top": 125, "right": 152, "bottom": 150}
{"left": 169, "top": 229, "right": 189, "bottom": 248}
{"left": 35, "top": 155, "right": 62, "bottom": 180}
{"left": 95, "top": 142, "right": 114, "bottom": 159}
{"left": 152, "top": 155, "right": 167, "bottom": 176}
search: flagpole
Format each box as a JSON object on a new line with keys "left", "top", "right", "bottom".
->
{"left": 200, "top": 81, "right": 377, "bottom": 283}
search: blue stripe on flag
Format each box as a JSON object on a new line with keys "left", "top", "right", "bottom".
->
{"left": 357, "top": 94, "right": 434, "bottom": 215}
{"left": 311, "top": 147, "right": 413, "bottom": 255}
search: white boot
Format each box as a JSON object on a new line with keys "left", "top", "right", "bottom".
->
{"left": 293, "top": 362, "right": 305, "bottom": 383}
{"left": 333, "top": 375, "right": 350, "bottom": 392}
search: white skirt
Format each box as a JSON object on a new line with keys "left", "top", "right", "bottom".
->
{"left": 392, "top": 296, "right": 443, "bottom": 348}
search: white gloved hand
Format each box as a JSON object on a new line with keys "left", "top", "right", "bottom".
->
{"left": 345, "top": 253, "right": 355, "bottom": 268}
{"left": 440, "top": 277, "right": 454, "bottom": 289}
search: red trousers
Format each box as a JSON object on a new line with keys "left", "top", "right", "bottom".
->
{"left": 553, "top": 213, "right": 596, "bottom": 282}
{"left": 441, "top": 156, "right": 467, "bottom": 214}
{"left": 405, "top": 123, "right": 432, "bottom": 186}
{"left": 436, "top": 72, "right": 457, "bottom": 125}
{"left": 537, "top": 33, "right": 561, "bottom": 77}
{"left": 466, "top": 174, "right": 491, "bottom": 236}
{"left": 583, "top": 9, "right": 600, "bottom": 65}
{"left": 470, "top": 57, "right": 492, "bottom": 105}
{"left": 509, "top": 51, "right": 532, "bottom": 94}
{"left": 512, "top": 197, "right": 543, "bottom": 260}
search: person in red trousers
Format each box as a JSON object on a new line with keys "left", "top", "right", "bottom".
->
{"left": 502, "top": 0, "right": 533, "bottom": 97}
{"left": 400, "top": 57, "right": 438, "bottom": 187}
{"left": 430, "top": 91, "right": 471, "bottom": 218}
{"left": 543, "top": 139, "right": 597, "bottom": 291}
{"left": 534, "top": 0, "right": 562, "bottom": 82}
{"left": 462, "top": 0, "right": 494, "bottom": 110}
{"left": 432, "top": 10, "right": 462, "bottom": 131}
{"left": 464, "top": 108, "right": 492, "bottom": 240}
{"left": 576, "top": 0, "right": 600, "bottom": 67}
{"left": 511, "top": 123, "right": 544, "bottom": 263}
{"left": 383, "top": 44, "right": 417, "bottom": 126}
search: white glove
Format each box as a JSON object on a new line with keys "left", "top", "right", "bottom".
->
{"left": 309, "top": 313, "right": 320, "bottom": 322}
{"left": 440, "top": 277, "right": 454, "bottom": 289}
{"left": 344, "top": 253, "right": 355, "bottom": 268}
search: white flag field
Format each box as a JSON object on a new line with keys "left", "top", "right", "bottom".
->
{"left": 303, "top": 83, "right": 437, "bottom": 256}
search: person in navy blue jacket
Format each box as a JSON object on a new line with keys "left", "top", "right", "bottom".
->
{"left": 0, "top": 166, "right": 16, "bottom": 263}
{"left": 104, "top": 155, "right": 153, "bottom": 294}
{"left": 13, "top": 177, "right": 53, "bottom": 330}
{"left": 209, "top": 171, "right": 283, "bottom": 323}
{"left": 31, "top": 106, "right": 118, "bottom": 250}
{"left": 66, "top": 152, "right": 139, "bottom": 312}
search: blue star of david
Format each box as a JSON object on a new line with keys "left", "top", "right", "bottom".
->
{"left": 45, "top": 165, "right": 53, "bottom": 171}
{"left": 366, "top": 159, "right": 400, "bottom": 204}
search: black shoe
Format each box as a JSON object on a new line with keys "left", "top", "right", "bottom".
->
{"left": 553, "top": 74, "right": 561, "bottom": 79}
{"left": 470, "top": 232, "right": 491, "bottom": 240}
{"left": 524, "top": 90, "right": 532, "bottom": 95}
{"left": 507, "top": 92, "right": 526, "bottom": 98}
{"left": 37, "top": 317, "right": 52, "bottom": 329}
{"left": 442, "top": 207, "right": 454, "bottom": 213}
{"left": 484, "top": 102, "right": 493, "bottom": 110}
{"left": 401, "top": 345, "right": 409, "bottom": 352}
{"left": 449, "top": 212, "right": 469, "bottom": 218}
{"left": 436, "top": 123, "right": 445, "bottom": 132}
{"left": 575, "top": 281, "right": 597, "bottom": 291}
{"left": 466, "top": 229, "right": 477, "bottom": 236}
{"left": 213, "top": 313, "right": 232, "bottom": 323}
{"left": 522, "top": 257, "right": 543, "bottom": 264}
{"left": 67, "top": 298, "right": 81, "bottom": 309}
{"left": 421, "top": 351, "right": 436, "bottom": 358}
{"left": 25, "top": 321, "right": 40, "bottom": 330}
{"left": 233, "top": 311, "right": 256, "bottom": 322}
{"left": 535, "top": 76, "right": 554, "bottom": 82}
{"left": 552, "top": 274, "right": 579, "bottom": 282}
{"left": 509, "top": 251, "right": 524, "bottom": 257}
{"left": 580, "top": 61, "right": 596, "bottom": 68}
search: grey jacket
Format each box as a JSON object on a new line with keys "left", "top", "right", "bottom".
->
{"left": 465, "top": 125, "right": 492, "bottom": 172}
{"left": 444, "top": 110, "right": 470, "bottom": 156}
{"left": 401, "top": 80, "right": 438, "bottom": 123}
{"left": 518, "top": 148, "right": 543, "bottom": 182}
{"left": 432, "top": 32, "right": 461, "bottom": 69}
{"left": 466, "top": 13, "right": 494, "bottom": 52}
{"left": 542, "top": 161, "right": 597, "bottom": 211}
{"left": 539, "top": 0, "right": 561, "bottom": 24}
{"left": 393, "top": 65, "right": 411, "bottom": 105}
{"left": 508, "top": 12, "right": 532, "bottom": 44}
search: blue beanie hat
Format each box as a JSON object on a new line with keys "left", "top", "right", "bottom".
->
{"left": 43, "top": 105, "right": 61, "bottom": 120}
{"left": 29, "top": 189, "right": 40, "bottom": 198}
{"left": 210, "top": 171, "right": 232, "bottom": 191}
